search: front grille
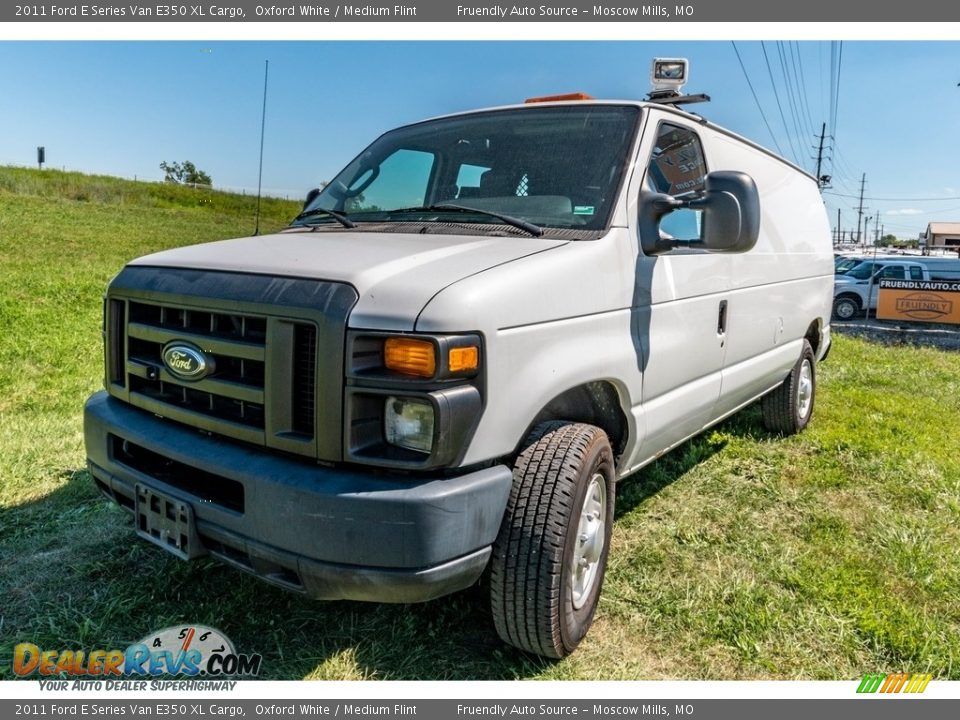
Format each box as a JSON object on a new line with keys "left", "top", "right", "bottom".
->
{"left": 107, "top": 299, "right": 126, "bottom": 387}
{"left": 128, "top": 375, "right": 265, "bottom": 428}
{"left": 293, "top": 324, "right": 317, "bottom": 435}
{"left": 126, "top": 300, "right": 269, "bottom": 432}
{"left": 126, "top": 300, "right": 268, "bottom": 431}
{"left": 112, "top": 297, "right": 318, "bottom": 454}
{"left": 103, "top": 266, "right": 359, "bottom": 462}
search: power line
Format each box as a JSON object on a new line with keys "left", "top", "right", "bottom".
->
{"left": 829, "top": 156, "right": 857, "bottom": 185}
{"left": 790, "top": 42, "right": 817, "bottom": 140}
{"left": 830, "top": 143, "right": 859, "bottom": 186}
{"left": 831, "top": 41, "right": 843, "bottom": 142}
{"left": 761, "top": 41, "right": 802, "bottom": 166}
{"left": 824, "top": 191, "right": 960, "bottom": 202}
{"left": 730, "top": 42, "right": 786, "bottom": 157}
{"left": 830, "top": 167, "right": 857, "bottom": 190}
{"left": 827, "top": 42, "right": 844, "bottom": 175}
{"left": 821, "top": 42, "right": 831, "bottom": 136}
{"left": 776, "top": 41, "right": 809, "bottom": 168}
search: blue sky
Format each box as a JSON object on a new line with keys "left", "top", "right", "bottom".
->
{"left": 1, "top": 40, "right": 958, "bottom": 239}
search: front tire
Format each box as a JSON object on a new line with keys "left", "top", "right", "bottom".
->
{"left": 489, "top": 422, "right": 615, "bottom": 658}
{"left": 762, "top": 339, "right": 816, "bottom": 435}
{"left": 832, "top": 295, "right": 860, "bottom": 320}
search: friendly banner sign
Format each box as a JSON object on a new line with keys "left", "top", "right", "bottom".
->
{"left": 877, "top": 279, "right": 960, "bottom": 324}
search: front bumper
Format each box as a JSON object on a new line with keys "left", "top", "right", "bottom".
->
{"left": 84, "top": 392, "right": 512, "bottom": 603}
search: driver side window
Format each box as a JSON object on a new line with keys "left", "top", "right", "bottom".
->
{"left": 646, "top": 123, "right": 707, "bottom": 243}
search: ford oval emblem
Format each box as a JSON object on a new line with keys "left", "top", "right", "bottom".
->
{"left": 161, "top": 342, "right": 213, "bottom": 381}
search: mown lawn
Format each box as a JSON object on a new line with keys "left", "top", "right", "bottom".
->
{"left": 1, "top": 167, "right": 958, "bottom": 681}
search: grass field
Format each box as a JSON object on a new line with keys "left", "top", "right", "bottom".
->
{"left": 1, "top": 166, "right": 959, "bottom": 681}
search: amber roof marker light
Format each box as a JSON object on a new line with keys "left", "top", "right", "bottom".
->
{"left": 524, "top": 92, "right": 595, "bottom": 104}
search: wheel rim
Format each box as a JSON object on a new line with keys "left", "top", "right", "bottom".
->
{"left": 571, "top": 472, "right": 606, "bottom": 610}
{"left": 797, "top": 359, "right": 813, "bottom": 419}
{"left": 836, "top": 300, "right": 855, "bottom": 319}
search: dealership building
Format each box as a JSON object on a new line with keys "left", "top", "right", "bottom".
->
{"left": 924, "top": 222, "right": 960, "bottom": 251}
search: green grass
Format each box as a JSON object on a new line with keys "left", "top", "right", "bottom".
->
{"left": 2, "top": 166, "right": 959, "bottom": 680}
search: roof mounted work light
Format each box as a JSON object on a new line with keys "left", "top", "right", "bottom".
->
{"left": 647, "top": 57, "right": 710, "bottom": 107}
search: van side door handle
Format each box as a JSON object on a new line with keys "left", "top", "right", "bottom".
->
{"left": 717, "top": 299, "right": 728, "bottom": 335}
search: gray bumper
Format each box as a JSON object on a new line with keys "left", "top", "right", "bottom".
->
{"left": 84, "top": 392, "right": 512, "bottom": 603}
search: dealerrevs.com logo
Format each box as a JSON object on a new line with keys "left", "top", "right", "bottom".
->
{"left": 14, "top": 625, "right": 262, "bottom": 689}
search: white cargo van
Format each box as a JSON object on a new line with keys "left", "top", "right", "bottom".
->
{"left": 85, "top": 62, "right": 834, "bottom": 658}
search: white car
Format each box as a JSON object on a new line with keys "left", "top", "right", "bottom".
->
{"left": 833, "top": 260, "right": 930, "bottom": 319}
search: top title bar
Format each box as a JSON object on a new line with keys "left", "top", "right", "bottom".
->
{"left": 5, "top": 0, "right": 959, "bottom": 22}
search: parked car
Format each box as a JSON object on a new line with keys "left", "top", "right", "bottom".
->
{"left": 834, "top": 255, "right": 865, "bottom": 275}
{"left": 914, "top": 256, "right": 960, "bottom": 281}
{"left": 833, "top": 260, "right": 931, "bottom": 319}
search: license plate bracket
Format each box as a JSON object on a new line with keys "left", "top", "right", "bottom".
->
{"left": 134, "top": 484, "right": 206, "bottom": 560}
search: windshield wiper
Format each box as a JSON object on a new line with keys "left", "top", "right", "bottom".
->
{"left": 389, "top": 204, "right": 544, "bottom": 237}
{"left": 292, "top": 207, "right": 356, "bottom": 229}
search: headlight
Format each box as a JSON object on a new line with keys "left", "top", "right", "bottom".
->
{"left": 384, "top": 396, "right": 435, "bottom": 454}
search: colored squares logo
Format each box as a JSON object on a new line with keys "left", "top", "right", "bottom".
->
{"left": 857, "top": 672, "right": 933, "bottom": 694}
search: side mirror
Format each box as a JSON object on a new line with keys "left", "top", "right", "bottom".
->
{"left": 696, "top": 171, "right": 760, "bottom": 253}
{"left": 638, "top": 170, "right": 760, "bottom": 255}
{"left": 303, "top": 187, "right": 321, "bottom": 210}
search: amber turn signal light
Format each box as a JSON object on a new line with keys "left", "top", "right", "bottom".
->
{"left": 448, "top": 346, "right": 479, "bottom": 373}
{"left": 384, "top": 338, "right": 436, "bottom": 378}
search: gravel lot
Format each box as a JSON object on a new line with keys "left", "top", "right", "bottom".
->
{"left": 832, "top": 316, "right": 960, "bottom": 351}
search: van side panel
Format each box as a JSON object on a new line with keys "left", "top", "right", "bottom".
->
{"left": 634, "top": 253, "right": 729, "bottom": 455}
{"left": 707, "top": 132, "right": 833, "bottom": 412}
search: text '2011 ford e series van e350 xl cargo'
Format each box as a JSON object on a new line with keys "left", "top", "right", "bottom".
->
{"left": 85, "top": 59, "right": 834, "bottom": 658}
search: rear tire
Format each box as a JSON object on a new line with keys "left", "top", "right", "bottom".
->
{"left": 762, "top": 340, "right": 816, "bottom": 435}
{"left": 490, "top": 422, "right": 615, "bottom": 658}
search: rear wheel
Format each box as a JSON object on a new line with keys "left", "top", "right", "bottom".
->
{"left": 762, "top": 340, "right": 816, "bottom": 435}
{"left": 490, "top": 422, "right": 615, "bottom": 658}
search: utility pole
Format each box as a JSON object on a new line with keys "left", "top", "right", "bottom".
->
{"left": 815, "top": 123, "right": 830, "bottom": 189}
{"left": 855, "top": 173, "right": 866, "bottom": 249}
{"left": 836, "top": 208, "right": 841, "bottom": 245}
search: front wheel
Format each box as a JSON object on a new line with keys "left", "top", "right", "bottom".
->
{"left": 489, "top": 422, "right": 615, "bottom": 658}
{"left": 832, "top": 295, "right": 861, "bottom": 320}
{"left": 761, "top": 339, "right": 816, "bottom": 435}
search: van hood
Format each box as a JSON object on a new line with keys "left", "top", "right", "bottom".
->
{"left": 129, "top": 229, "right": 568, "bottom": 330}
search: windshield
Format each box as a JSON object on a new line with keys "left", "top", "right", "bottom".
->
{"left": 293, "top": 105, "right": 641, "bottom": 233}
{"left": 846, "top": 262, "right": 879, "bottom": 280}
{"left": 834, "top": 256, "right": 861, "bottom": 274}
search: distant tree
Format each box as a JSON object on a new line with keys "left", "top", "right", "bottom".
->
{"left": 160, "top": 160, "right": 212, "bottom": 186}
{"left": 879, "top": 234, "right": 920, "bottom": 250}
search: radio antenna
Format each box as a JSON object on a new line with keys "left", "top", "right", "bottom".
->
{"left": 254, "top": 59, "right": 269, "bottom": 236}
